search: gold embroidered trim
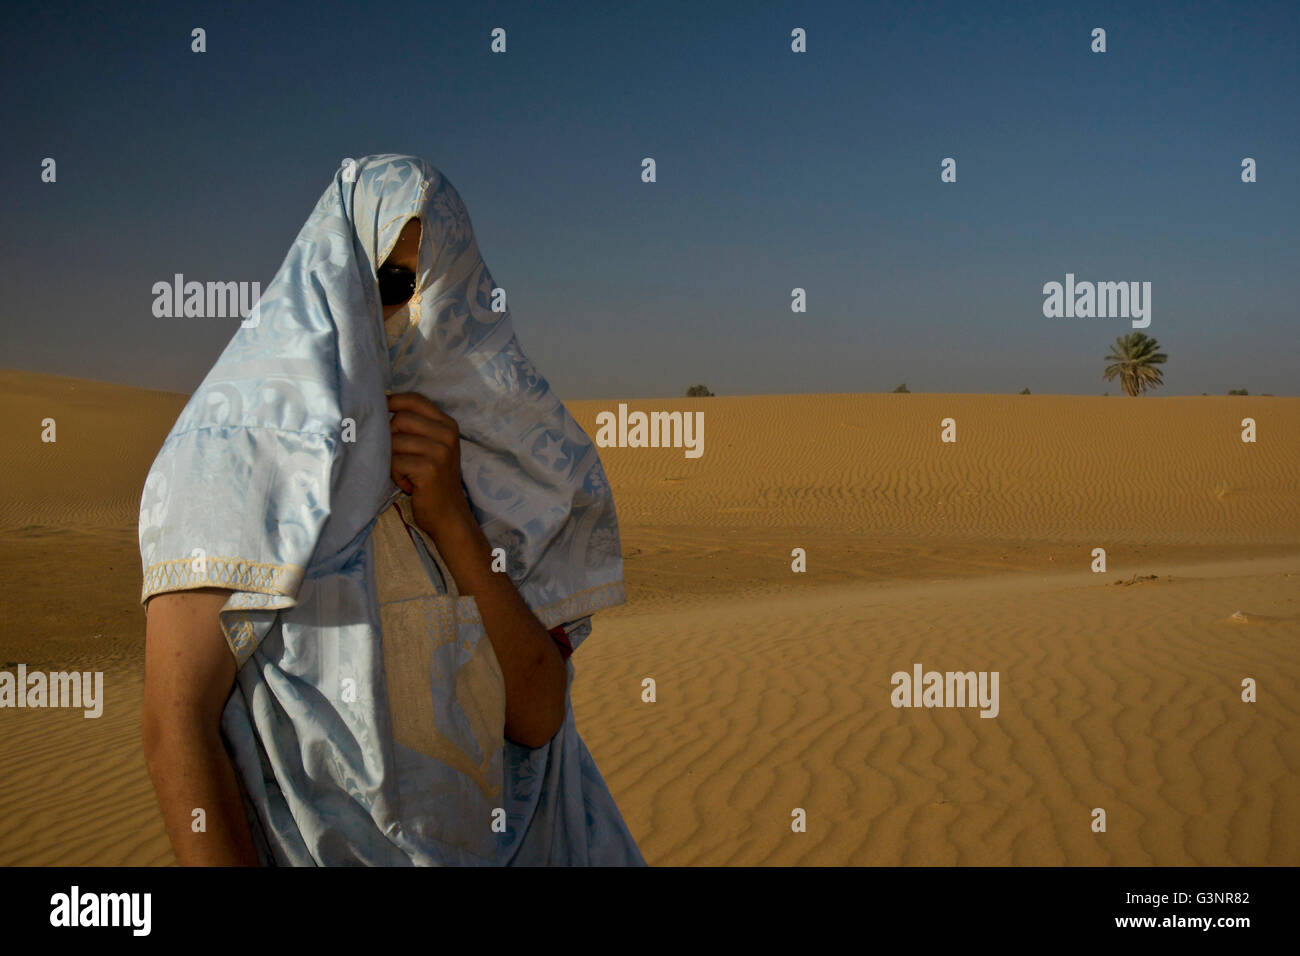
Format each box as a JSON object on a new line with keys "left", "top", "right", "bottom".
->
{"left": 140, "top": 556, "right": 304, "bottom": 604}
{"left": 225, "top": 613, "right": 258, "bottom": 666}
{"left": 533, "top": 579, "right": 627, "bottom": 631}
{"left": 377, "top": 211, "right": 418, "bottom": 265}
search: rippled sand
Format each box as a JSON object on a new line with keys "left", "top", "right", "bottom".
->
{"left": 1, "top": 371, "right": 1296, "bottom": 864}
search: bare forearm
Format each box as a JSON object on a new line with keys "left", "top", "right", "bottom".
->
{"left": 144, "top": 725, "right": 260, "bottom": 866}
{"left": 386, "top": 391, "right": 568, "bottom": 747}
{"left": 424, "top": 505, "right": 567, "bottom": 747}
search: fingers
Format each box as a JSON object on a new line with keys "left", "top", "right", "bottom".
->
{"left": 388, "top": 394, "right": 463, "bottom": 504}
{"left": 389, "top": 466, "right": 415, "bottom": 495}
{"left": 387, "top": 392, "right": 459, "bottom": 434}
{"left": 389, "top": 409, "right": 452, "bottom": 440}
{"left": 389, "top": 431, "right": 457, "bottom": 462}
{"left": 390, "top": 451, "right": 459, "bottom": 493}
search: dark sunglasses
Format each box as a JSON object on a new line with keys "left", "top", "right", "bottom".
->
{"left": 377, "top": 264, "right": 417, "bottom": 306}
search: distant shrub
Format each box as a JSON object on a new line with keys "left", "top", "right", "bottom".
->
{"left": 1019, "top": 387, "right": 1031, "bottom": 395}
{"left": 685, "top": 384, "right": 714, "bottom": 397}
{"left": 891, "top": 383, "right": 910, "bottom": 393}
{"left": 1228, "top": 388, "right": 1249, "bottom": 395}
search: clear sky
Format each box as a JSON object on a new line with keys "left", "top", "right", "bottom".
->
{"left": 2, "top": 0, "right": 1295, "bottom": 399}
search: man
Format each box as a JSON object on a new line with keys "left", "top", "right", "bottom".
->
{"left": 139, "top": 155, "right": 643, "bottom": 866}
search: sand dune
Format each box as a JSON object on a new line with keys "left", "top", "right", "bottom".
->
{"left": 575, "top": 556, "right": 1299, "bottom": 865}
{"left": 0, "top": 370, "right": 1296, "bottom": 865}
{"left": 560, "top": 394, "right": 1298, "bottom": 617}
{"left": 0, "top": 370, "right": 186, "bottom": 534}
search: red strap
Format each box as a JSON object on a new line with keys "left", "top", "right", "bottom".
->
{"left": 549, "top": 624, "right": 573, "bottom": 660}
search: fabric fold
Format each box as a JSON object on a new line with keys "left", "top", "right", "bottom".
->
{"left": 139, "top": 153, "right": 643, "bottom": 865}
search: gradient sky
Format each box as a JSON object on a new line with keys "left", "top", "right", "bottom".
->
{"left": 2, "top": 0, "right": 1296, "bottom": 399}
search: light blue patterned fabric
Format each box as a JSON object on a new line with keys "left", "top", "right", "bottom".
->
{"left": 138, "top": 154, "right": 644, "bottom": 866}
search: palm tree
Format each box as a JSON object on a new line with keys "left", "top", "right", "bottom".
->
{"left": 1103, "top": 332, "right": 1167, "bottom": 397}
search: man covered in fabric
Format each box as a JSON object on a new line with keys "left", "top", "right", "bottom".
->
{"left": 137, "top": 153, "right": 644, "bottom": 866}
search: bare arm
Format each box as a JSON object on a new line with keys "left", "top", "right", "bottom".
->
{"left": 140, "top": 587, "right": 260, "bottom": 865}
{"left": 426, "top": 508, "right": 568, "bottom": 749}
{"left": 388, "top": 392, "right": 568, "bottom": 749}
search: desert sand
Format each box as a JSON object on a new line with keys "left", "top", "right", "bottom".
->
{"left": 0, "top": 369, "right": 1296, "bottom": 865}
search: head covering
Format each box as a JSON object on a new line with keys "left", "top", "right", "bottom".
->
{"left": 138, "top": 155, "right": 640, "bottom": 865}
{"left": 139, "top": 153, "right": 626, "bottom": 656}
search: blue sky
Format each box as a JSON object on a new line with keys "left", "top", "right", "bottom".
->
{"left": 2, "top": 0, "right": 1295, "bottom": 398}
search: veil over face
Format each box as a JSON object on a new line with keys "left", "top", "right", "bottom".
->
{"left": 137, "top": 154, "right": 640, "bottom": 866}
{"left": 139, "top": 153, "right": 626, "bottom": 660}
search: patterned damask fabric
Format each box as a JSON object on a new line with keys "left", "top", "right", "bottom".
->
{"left": 138, "top": 154, "right": 644, "bottom": 866}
